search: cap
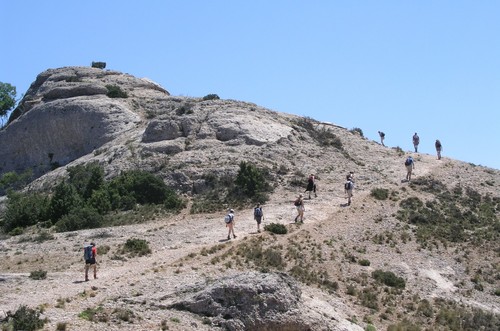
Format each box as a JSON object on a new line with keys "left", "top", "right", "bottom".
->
{"left": 229, "top": 209, "right": 234, "bottom": 213}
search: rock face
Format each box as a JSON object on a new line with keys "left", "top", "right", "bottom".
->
{"left": 0, "top": 66, "right": 307, "bottom": 191}
{"left": 167, "top": 272, "right": 356, "bottom": 331}
{"left": 1, "top": 67, "right": 168, "bottom": 177}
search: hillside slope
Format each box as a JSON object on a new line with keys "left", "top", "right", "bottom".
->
{"left": 0, "top": 67, "right": 498, "bottom": 331}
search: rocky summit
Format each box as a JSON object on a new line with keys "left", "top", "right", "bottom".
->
{"left": 0, "top": 66, "right": 499, "bottom": 331}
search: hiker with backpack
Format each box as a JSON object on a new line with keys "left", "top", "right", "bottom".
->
{"left": 435, "top": 139, "right": 442, "bottom": 160}
{"left": 304, "top": 174, "right": 317, "bottom": 199}
{"left": 405, "top": 156, "right": 415, "bottom": 182}
{"left": 378, "top": 131, "right": 385, "bottom": 146}
{"left": 344, "top": 177, "right": 354, "bottom": 206}
{"left": 225, "top": 208, "right": 237, "bottom": 240}
{"left": 294, "top": 194, "right": 305, "bottom": 223}
{"left": 84, "top": 242, "right": 97, "bottom": 281}
{"left": 413, "top": 133, "right": 420, "bottom": 152}
{"left": 253, "top": 203, "right": 264, "bottom": 233}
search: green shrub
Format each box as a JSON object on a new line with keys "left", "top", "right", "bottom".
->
{"left": 9, "top": 305, "right": 46, "bottom": 331}
{"left": 106, "top": 84, "right": 128, "bottom": 98}
{"left": 0, "top": 169, "right": 33, "bottom": 195}
{"left": 29, "top": 269, "right": 47, "bottom": 280}
{"left": 295, "top": 117, "right": 343, "bottom": 149}
{"left": 372, "top": 269, "right": 405, "bottom": 288}
{"left": 49, "top": 181, "right": 83, "bottom": 222}
{"left": 55, "top": 207, "right": 103, "bottom": 232}
{"left": 359, "top": 259, "right": 371, "bottom": 266}
{"left": 233, "top": 161, "right": 272, "bottom": 203}
{"left": 264, "top": 223, "right": 288, "bottom": 235}
{"left": 387, "top": 319, "right": 421, "bottom": 331}
{"left": 350, "top": 127, "right": 364, "bottom": 137}
{"left": 67, "top": 163, "right": 104, "bottom": 200}
{"left": 123, "top": 238, "right": 151, "bottom": 257}
{"left": 370, "top": 188, "right": 389, "bottom": 200}
{"left": 202, "top": 93, "right": 220, "bottom": 100}
{"left": 365, "top": 324, "right": 376, "bottom": 331}
{"left": 3, "top": 191, "right": 50, "bottom": 232}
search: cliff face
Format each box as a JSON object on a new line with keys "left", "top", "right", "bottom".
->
{"left": 0, "top": 66, "right": 329, "bottom": 193}
{"left": 1, "top": 67, "right": 166, "bottom": 177}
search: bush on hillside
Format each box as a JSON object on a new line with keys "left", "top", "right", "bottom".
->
{"left": 233, "top": 161, "right": 273, "bottom": 203}
{"left": 49, "top": 181, "right": 83, "bottom": 222}
{"left": 371, "top": 188, "right": 389, "bottom": 200}
{"left": 350, "top": 127, "right": 364, "bottom": 137}
{"left": 122, "top": 238, "right": 151, "bottom": 257}
{"left": 3, "top": 192, "right": 50, "bottom": 233}
{"left": 372, "top": 269, "right": 406, "bottom": 288}
{"left": 202, "top": 94, "right": 220, "bottom": 101}
{"left": 106, "top": 85, "right": 128, "bottom": 98}
{"left": 55, "top": 206, "right": 103, "bottom": 232}
{"left": 264, "top": 223, "right": 287, "bottom": 235}
{"left": 7, "top": 305, "right": 46, "bottom": 331}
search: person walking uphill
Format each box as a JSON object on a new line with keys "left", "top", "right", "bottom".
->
{"left": 254, "top": 204, "right": 264, "bottom": 233}
{"left": 378, "top": 131, "right": 385, "bottom": 146}
{"left": 435, "top": 139, "right": 442, "bottom": 160}
{"left": 304, "top": 174, "right": 317, "bottom": 199}
{"left": 413, "top": 133, "right": 420, "bottom": 152}
{"left": 225, "top": 209, "right": 237, "bottom": 240}
{"left": 344, "top": 177, "right": 354, "bottom": 206}
{"left": 405, "top": 155, "right": 415, "bottom": 182}
{"left": 294, "top": 194, "right": 305, "bottom": 223}
{"left": 84, "top": 242, "right": 97, "bottom": 281}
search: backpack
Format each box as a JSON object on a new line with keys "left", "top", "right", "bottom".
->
{"left": 84, "top": 245, "right": 93, "bottom": 260}
{"left": 294, "top": 199, "right": 301, "bottom": 207}
{"left": 380, "top": 132, "right": 385, "bottom": 137}
{"left": 344, "top": 181, "right": 352, "bottom": 190}
{"left": 254, "top": 207, "right": 263, "bottom": 217}
{"left": 405, "top": 157, "right": 413, "bottom": 166}
{"left": 224, "top": 214, "right": 233, "bottom": 224}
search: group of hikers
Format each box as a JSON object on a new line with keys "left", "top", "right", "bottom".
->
{"left": 84, "top": 132, "right": 445, "bottom": 280}
{"left": 379, "top": 131, "right": 443, "bottom": 160}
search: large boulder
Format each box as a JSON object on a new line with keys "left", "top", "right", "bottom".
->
{"left": 166, "top": 272, "right": 361, "bottom": 331}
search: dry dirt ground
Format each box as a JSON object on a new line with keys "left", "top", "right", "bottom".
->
{"left": 0, "top": 147, "right": 498, "bottom": 330}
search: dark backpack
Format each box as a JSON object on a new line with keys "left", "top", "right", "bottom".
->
{"left": 254, "top": 207, "right": 263, "bottom": 217}
{"left": 84, "top": 245, "right": 93, "bottom": 260}
{"left": 405, "top": 157, "right": 413, "bottom": 166}
{"left": 294, "top": 199, "right": 301, "bottom": 207}
{"left": 344, "top": 181, "right": 352, "bottom": 190}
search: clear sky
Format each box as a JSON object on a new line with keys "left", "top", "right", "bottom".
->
{"left": 2, "top": 1, "right": 499, "bottom": 169}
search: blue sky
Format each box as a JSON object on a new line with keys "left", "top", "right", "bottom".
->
{"left": 2, "top": 1, "right": 499, "bottom": 169}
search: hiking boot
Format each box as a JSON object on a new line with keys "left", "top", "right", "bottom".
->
{"left": 85, "top": 278, "right": 89, "bottom": 282}
{"left": 233, "top": 235, "right": 237, "bottom": 239}
{"left": 227, "top": 235, "right": 231, "bottom": 240}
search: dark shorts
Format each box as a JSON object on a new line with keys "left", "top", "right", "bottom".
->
{"left": 85, "top": 258, "right": 96, "bottom": 265}
{"left": 255, "top": 217, "right": 262, "bottom": 224}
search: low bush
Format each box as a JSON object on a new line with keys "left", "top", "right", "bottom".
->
{"left": 123, "top": 238, "right": 151, "bottom": 257}
{"left": 55, "top": 207, "right": 103, "bottom": 232}
{"left": 372, "top": 269, "right": 406, "bottom": 288}
{"left": 264, "top": 223, "right": 287, "bottom": 235}
{"left": 371, "top": 188, "right": 389, "bottom": 200}
{"left": 29, "top": 270, "right": 47, "bottom": 280}
{"left": 350, "top": 127, "right": 364, "bottom": 137}
{"left": 106, "top": 85, "right": 127, "bottom": 98}
{"left": 7, "top": 305, "right": 46, "bottom": 331}
{"left": 202, "top": 93, "right": 220, "bottom": 100}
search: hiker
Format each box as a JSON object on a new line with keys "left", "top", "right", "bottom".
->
{"left": 84, "top": 242, "right": 97, "bottom": 281}
{"left": 253, "top": 203, "right": 264, "bottom": 233}
{"left": 346, "top": 171, "right": 355, "bottom": 183}
{"left": 225, "top": 208, "right": 237, "bottom": 240}
{"left": 413, "top": 133, "right": 420, "bottom": 152}
{"left": 405, "top": 155, "right": 415, "bottom": 182}
{"left": 304, "top": 174, "right": 317, "bottom": 199}
{"left": 344, "top": 177, "right": 354, "bottom": 206}
{"left": 378, "top": 131, "right": 385, "bottom": 146}
{"left": 294, "top": 194, "right": 305, "bottom": 223}
{"left": 435, "top": 139, "right": 442, "bottom": 160}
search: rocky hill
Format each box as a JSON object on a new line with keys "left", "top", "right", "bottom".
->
{"left": 0, "top": 67, "right": 498, "bottom": 331}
